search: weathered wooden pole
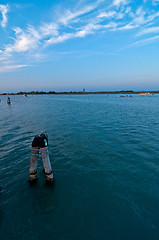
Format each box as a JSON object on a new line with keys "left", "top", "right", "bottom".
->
{"left": 29, "top": 134, "right": 54, "bottom": 183}
{"left": 29, "top": 136, "right": 39, "bottom": 182}
{"left": 41, "top": 147, "right": 54, "bottom": 182}
{"left": 40, "top": 133, "right": 54, "bottom": 182}
{"left": 29, "top": 147, "right": 39, "bottom": 182}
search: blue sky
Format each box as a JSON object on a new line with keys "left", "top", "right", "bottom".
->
{"left": 0, "top": 0, "right": 159, "bottom": 92}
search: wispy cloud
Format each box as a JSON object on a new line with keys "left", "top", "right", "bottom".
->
{"left": 152, "top": 0, "right": 159, "bottom": 5}
{"left": 132, "top": 35, "right": 159, "bottom": 47}
{"left": 5, "top": 26, "right": 41, "bottom": 53}
{"left": 58, "top": 1, "right": 101, "bottom": 25}
{"left": 3, "top": 1, "right": 104, "bottom": 54}
{"left": 131, "top": 7, "right": 159, "bottom": 26}
{"left": 2, "top": 1, "right": 159, "bottom": 55}
{"left": 1, "top": 0, "right": 159, "bottom": 72}
{"left": 0, "top": 64, "right": 32, "bottom": 73}
{"left": 98, "top": 11, "right": 116, "bottom": 19}
{"left": 113, "top": 0, "right": 129, "bottom": 7}
{"left": 137, "top": 26, "right": 159, "bottom": 36}
{"left": 0, "top": 4, "right": 9, "bottom": 28}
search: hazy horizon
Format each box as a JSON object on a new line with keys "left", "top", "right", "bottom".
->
{"left": 1, "top": 87, "right": 159, "bottom": 94}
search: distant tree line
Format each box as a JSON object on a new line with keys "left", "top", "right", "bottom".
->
{"left": 1, "top": 90, "right": 159, "bottom": 95}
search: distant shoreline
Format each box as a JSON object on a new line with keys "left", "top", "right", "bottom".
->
{"left": 0, "top": 90, "right": 159, "bottom": 95}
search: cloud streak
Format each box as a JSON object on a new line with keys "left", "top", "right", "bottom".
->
{"left": 2, "top": 1, "right": 159, "bottom": 54}
{"left": 133, "top": 35, "right": 159, "bottom": 47}
{"left": 0, "top": 64, "right": 31, "bottom": 73}
{"left": 0, "top": 4, "right": 9, "bottom": 28}
{"left": 137, "top": 26, "right": 159, "bottom": 36}
{"left": 1, "top": 0, "right": 159, "bottom": 72}
{"left": 5, "top": 26, "right": 41, "bottom": 53}
{"left": 113, "top": 0, "right": 129, "bottom": 7}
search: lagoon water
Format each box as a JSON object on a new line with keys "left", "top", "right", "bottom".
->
{"left": 0, "top": 94, "right": 159, "bottom": 240}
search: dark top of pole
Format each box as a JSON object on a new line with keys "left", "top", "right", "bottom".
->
{"left": 32, "top": 133, "right": 48, "bottom": 148}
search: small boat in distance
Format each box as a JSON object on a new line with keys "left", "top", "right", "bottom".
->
{"left": 126, "top": 95, "right": 132, "bottom": 97}
{"left": 23, "top": 94, "right": 27, "bottom": 97}
{"left": 139, "top": 92, "right": 151, "bottom": 96}
{"left": 118, "top": 95, "right": 132, "bottom": 97}
{"left": 118, "top": 95, "right": 125, "bottom": 97}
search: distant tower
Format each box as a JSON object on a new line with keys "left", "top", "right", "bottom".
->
{"left": 83, "top": 88, "right": 85, "bottom": 93}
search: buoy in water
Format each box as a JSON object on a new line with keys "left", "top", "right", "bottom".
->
{"left": 7, "top": 97, "right": 11, "bottom": 104}
{"left": 29, "top": 134, "right": 54, "bottom": 183}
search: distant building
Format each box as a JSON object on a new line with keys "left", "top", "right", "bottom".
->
{"left": 83, "top": 88, "right": 85, "bottom": 93}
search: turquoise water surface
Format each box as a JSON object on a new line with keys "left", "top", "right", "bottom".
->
{"left": 0, "top": 94, "right": 159, "bottom": 240}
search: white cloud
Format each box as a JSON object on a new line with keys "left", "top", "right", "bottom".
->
{"left": 115, "top": 12, "right": 124, "bottom": 19}
{"left": 112, "top": 23, "right": 135, "bottom": 31}
{"left": 0, "top": 64, "right": 31, "bottom": 72}
{"left": 5, "top": 26, "right": 41, "bottom": 53}
{"left": 46, "top": 33, "right": 72, "bottom": 45}
{"left": 40, "top": 23, "right": 59, "bottom": 37}
{"left": 58, "top": 1, "right": 101, "bottom": 25}
{"left": 125, "top": 6, "right": 131, "bottom": 14}
{"left": 133, "top": 7, "right": 147, "bottom": 25}
{"left": 98, "top": 11, "right": 116, "bottom": 19}
{"left": 133, "top": 35, "right": 159, "bottom": 47}
{"left": 45, "top": 24, "right": 97, "bottom": 45}
{"left": 146, "top": 11, "right": 159, "bottom": 22}
{"left": 152, "top": 0, "right": 159, "bottom": 5}
{"left": 128, "top": 7, "right": 159, "bottom": 29}
{"left": 137, "top": 26, "right": 159, "bottom": 36}
{"left": 4, "top": 22, "right": 60, "bottom": 54}
{"left": 3, "top": 1, "right": 104, "bottom": 54}
{"left": 1, "top": 0, "right": 159, "bottom": 60}
{"left": 0, "top": 4, "right": 9, "bottom": 28}
{"left": 113, "top": 0, "right": 129, "bottom": 7}
{"left": 0, "top": 57, "right": 6, "bottom": 61}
